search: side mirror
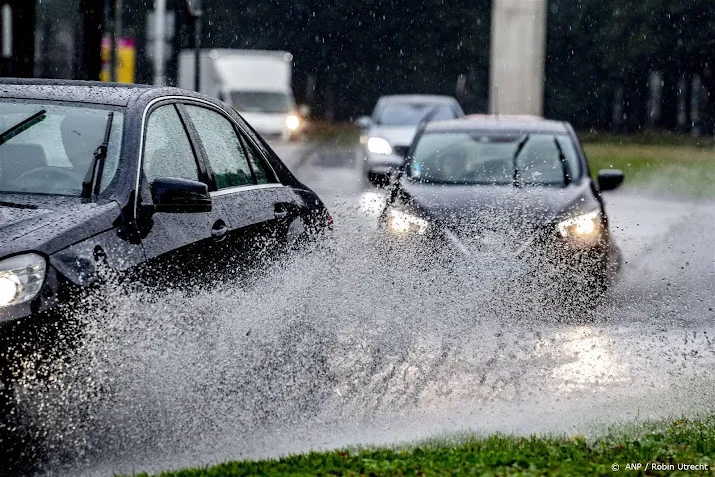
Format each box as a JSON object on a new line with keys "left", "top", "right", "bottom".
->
{"left": 151, "top": 177, "right": 212, "bottom": 213}
{"left": 597, "top": 169, "right": 624, "bottom": 191}
{"left": 355, "top": 116, "right": 372, "bottom": 129}
{"left": 298, "top": 104, "right": 311, "bottom": 117}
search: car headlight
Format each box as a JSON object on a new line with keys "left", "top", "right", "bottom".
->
{"left": 0, "top": 253, "right": 47, "bottom": 307}
{"left": 557, "top": 210, "right": 601, "bottom": 238}
{"left": 367, "top": 137, "right": 392, "bottom": 155}
{"left": 386, "top": 209, "right": 429, "bottom": 235}
{"left": 286, "top": 114, "right": 300, "bottom": 131}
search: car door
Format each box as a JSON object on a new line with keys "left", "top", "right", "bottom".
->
{"left": 136, "top": 102, "right": 232, "bottom": 285}
{"left": 180, "top": 102, "right": 298, "bottom": 270}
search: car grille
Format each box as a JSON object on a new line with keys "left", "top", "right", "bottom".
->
{"left": 392, "top": 146, "right": 409, "bottom": 157}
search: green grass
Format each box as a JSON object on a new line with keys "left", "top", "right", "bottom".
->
{"left": 579, "top": 131, "right": 715, "bottom": 148}
{"left": 583, "top": 142, "right": 715, "bottom": 197}
{"left": 133, "top": 416, "right": 715, "bottom": 476}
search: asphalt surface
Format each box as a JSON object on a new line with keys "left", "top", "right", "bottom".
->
{"left": 16, "top": 140, "right": 715, "bottom": 476}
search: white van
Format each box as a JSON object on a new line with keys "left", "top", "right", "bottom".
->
{"left": 179, "top": 49, "right": 302, "bottom": 140}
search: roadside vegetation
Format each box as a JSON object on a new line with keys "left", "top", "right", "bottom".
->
{"left": 134, "top": 415, "right": 715, "bottom": 476}
{"left": 582, "top": 135, "right": 715, "bottom": 197}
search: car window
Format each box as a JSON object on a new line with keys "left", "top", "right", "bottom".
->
{"left": 517, "top": 136, "right": 571, "bottom": 184}
{"left": 143, "top": 105, "right": 200, "bottom": 184}
{"left": 238, "top": 134, "right": 279, "bottom": 185}
{"left": 0, "top": 102, "right": 123, "bottom": 196}
{"left": 376, "top": 103, "right": 458, "bottom": 126}
{"left": 512, "top": 135, "right": 581, "bottom": 182}
{"left": 184, "top": 105, "right": 254, "bottom": 189}
{"left": 409, "top": 132, "right": 579, "bottom": 186}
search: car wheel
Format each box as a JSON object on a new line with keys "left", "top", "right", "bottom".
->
{"left": 0, "top": 315, "right": 69, "bottom": 475}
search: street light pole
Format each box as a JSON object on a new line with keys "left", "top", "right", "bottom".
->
{"left": 1, "top": 5, "right": 12, "bottom": 76}
{"left": 109, "top": 0, "right": 118, "bottom": 81}
{"left": 115, "top": 0, "right": 123, "bottom": 79}
{"left": 184, "top": 0, "right": 203, "bottom": 92}
{"left": 193, "top": 9, "right": 202, "bottom": 92}
{"left": 153, "top": 0, "right": 166, "bottom": 86}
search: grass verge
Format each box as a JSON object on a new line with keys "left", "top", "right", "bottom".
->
{"left": 579, "top": 131, "right": 715, "bottom": 148}
{"left": 133, "top": 415, "right": 715, "bottom": 476}
{"left": 583, "top": 142, "right": 715, "bottom": 198}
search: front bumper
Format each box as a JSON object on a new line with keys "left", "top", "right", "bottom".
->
{"left": 381, "top": 218, "right": 614, "bottom": 280}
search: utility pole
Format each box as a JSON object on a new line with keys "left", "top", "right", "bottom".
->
{"left": 108, "top": 0, "right": 117, "bottom": 81}
{"left": 1, "top": 4, "right": 12, "bottom": 76}
{"left": 489, "top": 0, "right": 547, "bottom": 115}
{"left": 153, "top": 0, "right": 166, "bottom": 86}
{"left": 185, "top": 0, "right": 203, "bottom": 92}
{"left": 115, "top": 0, "right": 123, "bottom": 80}
{"left": 193, "top": 9, "right": 202, "bottom": 92}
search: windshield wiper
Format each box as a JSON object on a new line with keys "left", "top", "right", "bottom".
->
{"left": 81, "top": 112, "right": 114, "bottom": 199}
{"left": 553, "top": 137, "right": 571, "bottom": 186}
{"left": 0, "top": 110, "right": 47, "bottom": 146}
{"left": 512, "top": 134, "right": 530, "bottom": 187}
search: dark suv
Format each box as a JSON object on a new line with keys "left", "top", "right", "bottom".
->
{"left": 379, "top": 115, "right": 624, "bottom": 302}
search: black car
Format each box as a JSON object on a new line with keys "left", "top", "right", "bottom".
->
{"left": 0, "top": 79, "right": 330, "bottom": 378}
{"left": 379, "top": 115, "right": 624, "bottom": 301}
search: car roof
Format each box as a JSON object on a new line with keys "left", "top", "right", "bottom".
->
{"left": 0, "top": 78, "right": 184, "bottom": 107}
{"left": 424, "top": 115, "right": 569, "bottom": 134}
{"left": 378, "top": 94, "right": 458, "bottom": 104}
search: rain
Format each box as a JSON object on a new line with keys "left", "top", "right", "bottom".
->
{"left": 0, "top": 0, "right": 714, "bottom": 476}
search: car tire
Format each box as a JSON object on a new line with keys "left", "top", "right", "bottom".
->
{"left": 0, "top": 313, "right": 72, "bottom": 475}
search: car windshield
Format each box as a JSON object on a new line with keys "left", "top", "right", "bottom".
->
{"left": 230, "top": 91, "right": 294, "bottom": 113}
{"left": 408, "top": 131, "right": 581, "bottom": 186}
{"left": 0, "top": 102, "right": 123, "bottom": 196}
{"left": 376, "top": 103, "right": 458, "bottom": 126}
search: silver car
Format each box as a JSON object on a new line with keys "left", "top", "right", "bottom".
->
{"left": 356, "top": 95, "right": 464, "bottom": 184}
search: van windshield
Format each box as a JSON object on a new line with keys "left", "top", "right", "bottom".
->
{"left": 0, "top": 102, "right": 123, "bottom": 196}
{"left": 230, "top": 91, "right": 294, "bottom": 114}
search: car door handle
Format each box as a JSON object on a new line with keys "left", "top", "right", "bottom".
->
{"left": 211, "top": 224, "right": 228, "bottom": 239}
{"left": 274, "top": 210, "right": 289, "bottom": 219}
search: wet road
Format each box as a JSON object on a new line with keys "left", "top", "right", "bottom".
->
{"left": 19, "top": 140, "right": 715, "bottom": 476}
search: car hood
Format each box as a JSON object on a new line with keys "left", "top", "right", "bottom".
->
{"left": 0, "top": 194, "right": 120, "bottom": 257}
{"left": 399, "top": 179, "right": 600, "bottom": 231}
{"left": 368, "top": 125, "right": 418, "bottom": 147}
